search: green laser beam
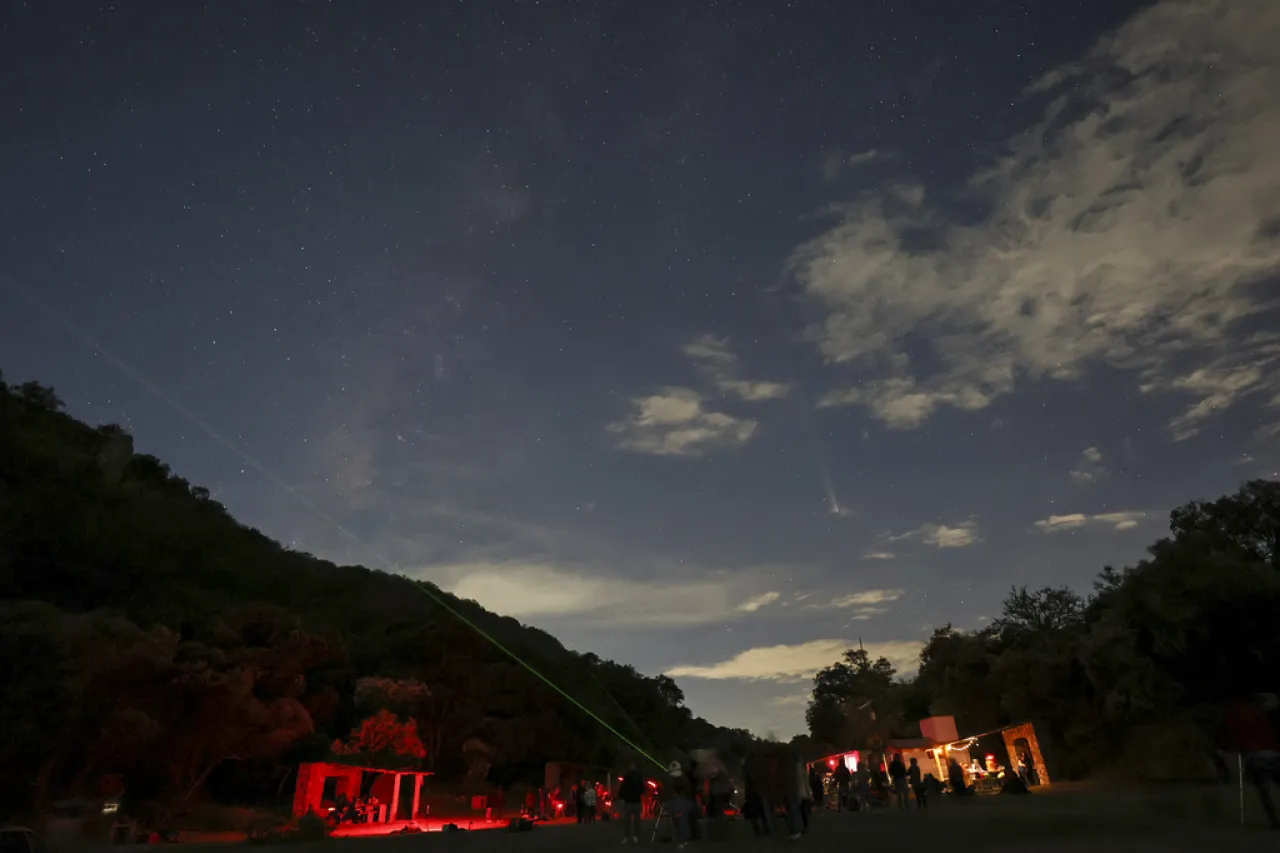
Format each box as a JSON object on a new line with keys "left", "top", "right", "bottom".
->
{"left": 583, "top": 664, "right": 660, "bottom": 755}
{"left": 408, "top": 577, "right": 665, "bottom": 770}
{"left": 2, "top": 270, "right": 668, "bottom": 772}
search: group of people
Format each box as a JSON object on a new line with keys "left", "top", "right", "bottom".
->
{"left": 554, "top": 766, "right": 648, "bottom": 840}
{"left": 580, "top": 744, "right": 1055, "bottom": 847}
{"left": 818, "top": 756, "right": 942, "bottom": 813}
{"left": 650, "top": 759, "right": 735, "bottom": 847}
{"left": 570, "top": 780, "right": 603, "bottom": 823}
{"left": 323, "top": 792, "right": 383, "bottom": 826}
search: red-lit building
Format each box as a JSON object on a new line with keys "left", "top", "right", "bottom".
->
{"left": 292, "top": 762, "right": 434, "bottom": 822}
{"left": 808, "top": 716, "right": 1051, "bottom": 794}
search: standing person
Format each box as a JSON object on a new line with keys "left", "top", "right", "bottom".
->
{"left": 808, "top": 765, "right": 824, "bottom": 810}
{"left": 573, "top": 784, "right": 585, "bottom": 823}
{"left": 1226, "top": 693, "right": 1280, "bottom": 830}
{"left": 794, "top": 759, "right": 814, "bottom": 835}
{"left": 889, "top": 755, "right": 909, "bottom": 810}
{"left": 908, "top": 758, "right": 927, "bottom": 810}
{"left": 583, "top": 783, "right": 598, "bottom": 823}
{"left": 618, "top": 763, "right": 645, "bottom": 844}
{"left": 856, "top": 766, "right": 872, "bottom": 812}
{"left": 742, "top": 753, "right": 771, "bottom": 837}
{"left": 709, "top": 770, "right": 731, "bottom": 818}
{"left": 833, "top": 760, "right": 852, "bottom": 811}
{"left": 661, "top": 776, "right": 695, "bottom": 849}
{"left": 947, "top": 759, "right": 969, "bottom": 796}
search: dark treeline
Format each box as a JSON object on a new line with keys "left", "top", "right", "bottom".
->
{"left": 0, "top": 375, "right": 757, "bottom": 822}
{"left": 798, "top": 477, "right": 1280, "bottom": 782}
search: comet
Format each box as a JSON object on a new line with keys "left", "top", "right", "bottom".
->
{"left": 823, "top": 463, "right": 853, "bottom": 517}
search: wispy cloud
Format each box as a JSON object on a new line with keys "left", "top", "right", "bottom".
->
{"left": 797, "top": 0, "right": 1280, "bottom": 433}
{"left": 608, "top": 387, "right": 757, "bottom": 456}
{"left": 1034, "top": 510, "right": 1146, "bottom": 533}
{"left": 683, "top": 334, "right": 792, "bottom": 402}
{"left": 804, "top": 588, "right": 906, "bottom": 622}
{"left": 416, "top": 560, "right": 780, "bottom": 627}
{"left": 1156, "top": 353, "right": 1280, "bottom": 440}
{"left": 666, "top": 638, "right": 924, "bottom": 683}
{"left": 891, "top": 521, "right": 981, "bottom": 549}
{"left": 844, "top": 608, "right": 889, "bottom": 622}
{"left": 1070, "top": 446, "right": 1110, "bottom": 484}
{"left": 826, "top": 589, "right": 905, "bottom": 608}
{"left": 863, "top": 551, "right": 895, "bottom": 560}
{"left": 681, "top": 335, "right": 739, "bottom": 370}
{"left": 822, "top": 149, "right": 884, "bottom": 182}
{"left": 738, "top": 591, "right": 782, "bottom": 613}
{"left": 718, "top": 379, "right": 793, "bottom": 402}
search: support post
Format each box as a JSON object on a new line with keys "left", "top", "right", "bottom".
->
{"left": 1239, "top": 753, "right": 1245, "bottom": 826}
{"left": 412, "top": 774, "right": 423, "bottom": 819}
{"left": 390, "top": 772, "right": 402, "bottom": 823}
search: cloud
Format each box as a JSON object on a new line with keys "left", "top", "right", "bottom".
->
{"left": 1034, "top": 510, "right": 1146, "bottom": 533}
{"left": 863, "top": 551, "right": 895, "bottom": 560}
{"left": 683, "top": 334, "right": 792, "bottom": 402}
{"left": 925, "top": 523, "right": 981, "bottom": 548}
{"left": 796, "top": 0, "right": 1280, "bottom": 433}
{"left": 418, "top": 561, "right": 780, "bottom": 626}
{"left": 797, "top": 590, "right": 902, "bottom": 622}
{"left": 1156, "top": 350, "right": 1280, "bottom": 440}
{"left": 738, "top": 591, "right": 782, "bottom": 613}
{"left": 822, "top": 149, "right": 884, "bottom": 181}
{"left": 826, "top": 589, "right": 906, "bottom": 608}
{"left": 608, "top": 387, "right": 757, "bottom": 456}
{"left": 1070, "top": 446, "right": 1110, "bottom": 484}
{"left": 665, "top": 638, "right": 924, "bottom": 683}
{"left": 892, "top": 521, "right": 981, "bottom": 549}
{"left": 681, "top": 335, "right": 739, "bottom": 370}
{"left": 845, "top": 608, "right": 889, "bottom": 622}
{"left": 717, "top": 379, "right": 792, "bottom": 402}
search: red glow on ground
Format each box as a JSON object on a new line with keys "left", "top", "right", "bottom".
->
{"left": 331, "top": 818, "right": 536, "bottom": 837}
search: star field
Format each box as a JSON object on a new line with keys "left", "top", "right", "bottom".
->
{"left": 2, "top": 0, "right": 1278, "bottom": 738}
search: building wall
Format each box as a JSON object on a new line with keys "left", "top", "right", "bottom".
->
{"left": 1000, "top": 723, "right": 1051, "bottom": 785}
{"left": 292, "top": 764, "right": 365, "bottom": 817}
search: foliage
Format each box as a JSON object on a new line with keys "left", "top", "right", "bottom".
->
{"left": 247, "top": 812, "right": 329, "bottom": 847}
{"left": 806, "top": 648, "right": 899, "bottom": 753}
{"left": 331, "top": 710, "right": 428, "bottom": 768}
{"left": 0, "top": 376, "right": 760, "bottom": 821}
{"left": 805, "top": 478, "right": 1280, "bottom": 781}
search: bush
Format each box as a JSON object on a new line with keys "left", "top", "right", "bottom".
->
{"left": 246, "top": 813, "right": 329, "bottom": 847}
{"left": 1117, "top": 720, "right": 1216, "bottom": 783}
{"left": 295, "top": 813, "right": 329, "bottom": 842}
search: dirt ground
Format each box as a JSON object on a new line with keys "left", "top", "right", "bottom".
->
{"left": 284, "top": 782, "right": 1277, "bottom": 853}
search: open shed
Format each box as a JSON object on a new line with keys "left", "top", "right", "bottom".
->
{"left": 293, "top": 762, "right": 434, "bottom": 822}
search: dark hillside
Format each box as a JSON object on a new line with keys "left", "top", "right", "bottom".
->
{"left": 0, "top": 374, "right": 757, "bottom": 819}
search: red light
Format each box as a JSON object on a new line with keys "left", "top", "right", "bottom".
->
{"left": 828, "top": 759, "right": 836, "bottom": 767}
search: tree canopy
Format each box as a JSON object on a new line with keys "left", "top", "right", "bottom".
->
{"left": 801, "top": 479, "right": 1280, "bottom": 782}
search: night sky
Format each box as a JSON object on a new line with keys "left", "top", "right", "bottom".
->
{"left": 2, "top": 0, "right": 1278, "bottom": 739}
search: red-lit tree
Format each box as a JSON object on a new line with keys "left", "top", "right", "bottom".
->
{"left": 332, "top": 709, "right": 427, "bottom": 768}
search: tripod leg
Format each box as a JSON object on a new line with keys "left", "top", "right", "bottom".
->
{"left": 650, "top": 804, "right": 664, "bottom": 843}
